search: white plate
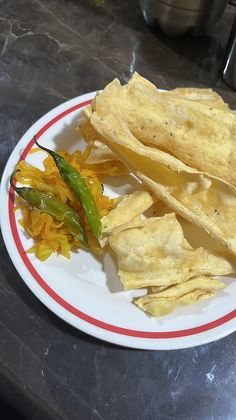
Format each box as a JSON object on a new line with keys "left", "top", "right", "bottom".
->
{"left": 1, "top": 91, "right": 236, "bottom": 350}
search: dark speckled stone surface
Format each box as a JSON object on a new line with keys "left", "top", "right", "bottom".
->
{"left": 1, "top": 1, "right": 236, "bottom": 419}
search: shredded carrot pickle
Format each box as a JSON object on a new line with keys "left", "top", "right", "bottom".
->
{"left": 14, "top": 147, "right": 117, "bottom": 261}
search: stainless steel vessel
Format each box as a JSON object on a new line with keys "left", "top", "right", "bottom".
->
{"left": 222, "top": 14, "right": 236, "bottom": 90}
{"left": 139, "top": 0, "right": 229, "bottom": 36}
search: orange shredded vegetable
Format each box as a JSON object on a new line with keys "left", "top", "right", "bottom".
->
{"left": 14, "top": 146, "right": 118, "bottom": 261}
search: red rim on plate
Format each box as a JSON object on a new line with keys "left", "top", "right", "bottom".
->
{"left": 8, "top": 99, "right": 236, "bottom": 339}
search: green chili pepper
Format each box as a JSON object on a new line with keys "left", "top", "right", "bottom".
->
{"left": 10, "top": 172, "right": 88, "bottom": 247}
{"left": 34, "top": 137, "right": 102, "bottom": 239}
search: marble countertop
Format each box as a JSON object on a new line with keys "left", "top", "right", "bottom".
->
{"left": 0, "top": 1, "right": 236, "bottom": 419}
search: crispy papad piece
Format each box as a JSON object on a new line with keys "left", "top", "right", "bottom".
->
{"left": 78, "top": 119, "right": 118, "bottom": 164}
{"left": 85, "top": 139, "right": 119, "bottom": 165}
{"left": 108, "top": 213, "right": 235, "bottom": 290}
{"left": 87, "top": 73, "right": 236, "bottom": 185}
{"left": 88, "top": 106, "right": 236, "bottom": 256}
{"left": 135, "top": 276, "right": 224, "bottom": 317}
{"left": 161, "top": 87, "right": 229, "bottom": 110}
{"left": 100, "top": 190, "right": 155, "bottom": 247}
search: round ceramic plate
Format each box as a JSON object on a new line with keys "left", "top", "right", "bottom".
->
{"left": 1, "top": 92, "right": 236, "bottom": 350}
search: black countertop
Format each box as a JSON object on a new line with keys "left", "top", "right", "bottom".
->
{"left": 1, "top": 1, "right": 236, "bottom": 419}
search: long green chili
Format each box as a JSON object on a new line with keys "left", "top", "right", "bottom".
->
{"left": 10, "top": 172, "right": 88, "bottom": 247}
{"left": 34, "top": 137, "right": 102, "bottom": 239}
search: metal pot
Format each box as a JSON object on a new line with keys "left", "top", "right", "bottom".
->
{"left": 222, "top": 13, "right": 236, "bottom": 89}
{"left": 139, "top": 0, "right": 229, "bottom": 36}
